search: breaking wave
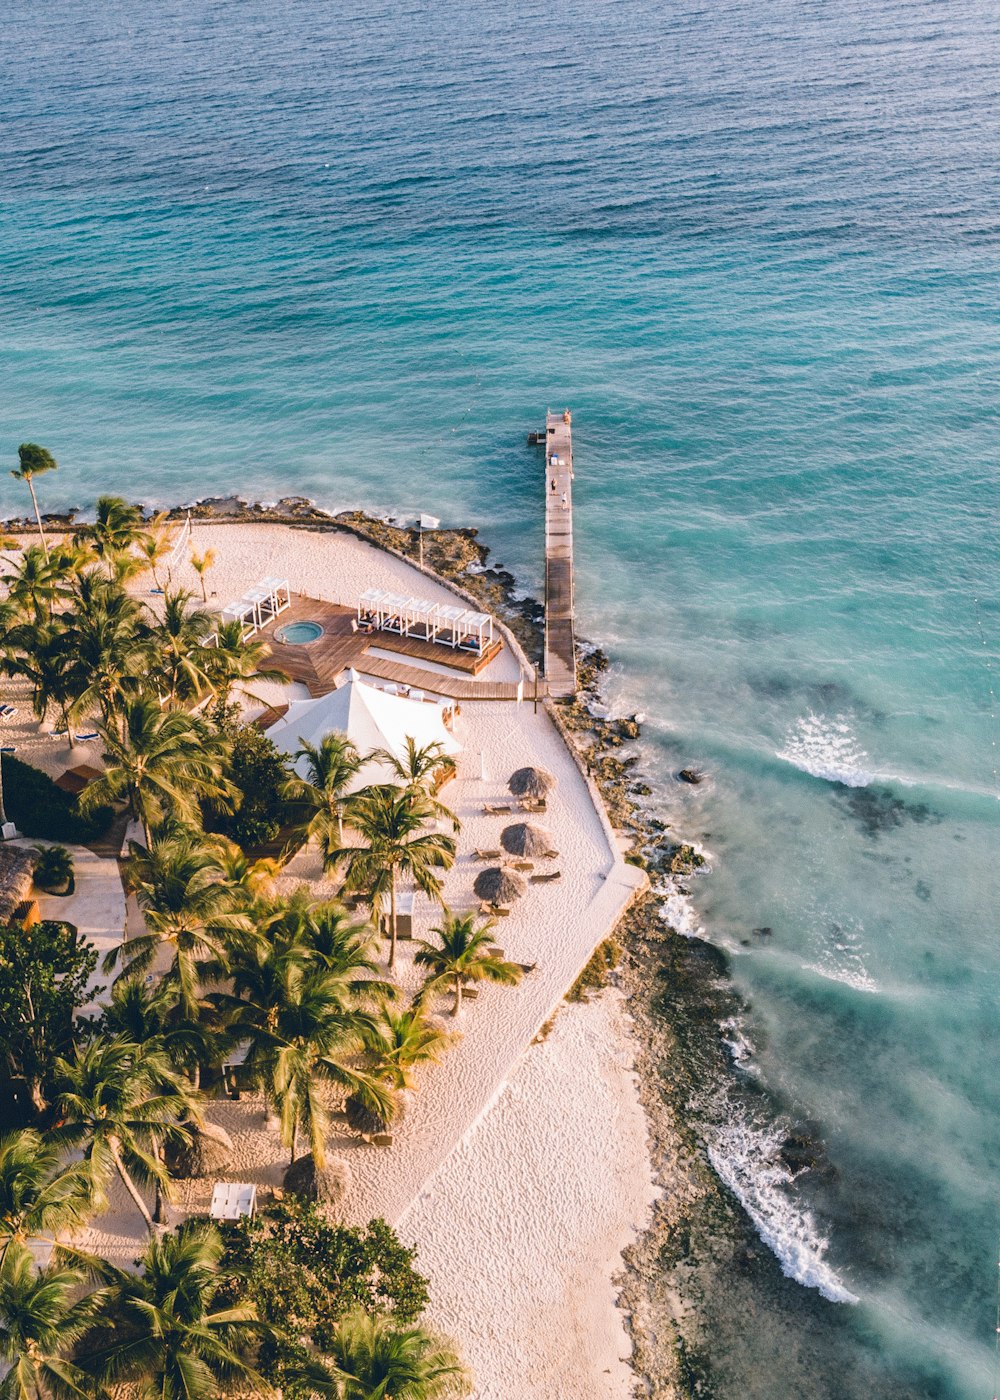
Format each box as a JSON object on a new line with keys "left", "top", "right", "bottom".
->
{"left": 777, "top": 714, "right": 873, "bottom": 787}
{"left": 707, "top": 1111, "right": 859, "bottom": 1305}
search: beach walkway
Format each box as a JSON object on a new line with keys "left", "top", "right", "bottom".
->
{"left": 543, "top": 411, "right": 577, "bottom": 698}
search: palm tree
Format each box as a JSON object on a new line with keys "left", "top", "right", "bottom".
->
{"left": 370, "top": 1004, "right": 454, "bottom": 1091}
{"left": 282, "top": 733, "right": 362, "bottom": 849}
{"left": 100, "top": 977, "right": 219, "bottom": 1095}
{"left": 0, "top": 620, "right": 84, "bottom": 744}
{"left": 329, "top": 1309, "right": 470, "bottom": 1400}
{"left": 114, "top": 830, "right": 252, "bottom": 1016}
{"left": 236, "top": 962, "right": 393, "bottom": 1167}
{"left": 203, "top": 621, "right": 287, "bottom": 707}
{"left": 328, "top": 787, "right": 456, "bottom": 970}
{"left": 0, "top": 544, "right": 74, "bottom": 628}
{"left": 0, "top": 1243, "right": 97, "bottom": 1400}
{"left": 85, "top": 496, "right": 144, "bottom": 579}
{"left": 76, "top": 1222, "right": 267, "bottom": 1400}
{"left": 414, "top": 911, "right": 522, "bottom": 1016}
{"left": 189, "top": 547, "right": 216, "bottom": 603}
{"left": 368, "top": 737, "right": 459, "bottom": 829}
{"left": 10, "top": 445, "right": 58, "bottom": 561}
{"left": 67, "top": 579, "right": 151, "bottom": 730}
{"left": 148, "top": 590, "right": 214, "bottom": 706}
{"left": 0, "top": 1132, "right": 92, "bottom": 1263}
{"left": 51, "top": 1036, "right": 198, "bottom": 1237}
{"left": 80, "top": 699, "right": 233, "bottom": 848}
{"left": 137, "top": 511, "right": 174, "bottom": 591}
{"left": 259, "top": 890, "right": 391, "bottom": 997}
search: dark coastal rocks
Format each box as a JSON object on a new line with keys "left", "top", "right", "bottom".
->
{"left": 678, "top": 767, "right": 704, "bottom": 785}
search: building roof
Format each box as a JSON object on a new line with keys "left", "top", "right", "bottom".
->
{"left": 266, "top": 672, "right": 461, "bottom": 792}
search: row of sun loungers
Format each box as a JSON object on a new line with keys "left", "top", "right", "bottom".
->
{"left": 482, "top": 800, "right": 548, "bottom": 815}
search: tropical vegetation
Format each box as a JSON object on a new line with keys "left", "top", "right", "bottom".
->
{"left": 0, "top": 485, "right": 508, "bottom": 1395}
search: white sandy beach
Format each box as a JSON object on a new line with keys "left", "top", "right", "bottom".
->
{"left": 1, "top": 519, "right": 657, "bottom": 1398}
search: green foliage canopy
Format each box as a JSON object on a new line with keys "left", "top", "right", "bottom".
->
{"left": 219, "top": 1200, "right": 429, "bottom": 1397}
{"left": 0, "top": 921, "right": 98, "bottom": 1113}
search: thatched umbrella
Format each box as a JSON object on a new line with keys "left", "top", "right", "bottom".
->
{"left": 167, "top": 1123, "right": 234, "bottom": 1180}
{"left": 0, "top": 845, "right": 36, "bottom": 925}
{"left": 473, "top": 866, "right": 527, "bottom": 906}
{"left": 345, "top": 1093, "right": 392, "bottom": 1138}
{"left": 284, "top": 1153, "right": 352, "bottom": 1206}
{"left": 508, "top": 766, "right": 556, "bottom": 800}
{"left": 500, "top": 822, "right": 553, "bottom": 858}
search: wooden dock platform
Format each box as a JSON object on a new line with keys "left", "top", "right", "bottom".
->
{"left": 542, "top": 410, "right": 577, "bottom": 697}
{"left": 257, "top": 594, "right": 529, "bottom": 702}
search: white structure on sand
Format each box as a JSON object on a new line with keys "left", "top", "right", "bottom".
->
{"left": 266, "top": 670, "right": 462, "bottom": 790}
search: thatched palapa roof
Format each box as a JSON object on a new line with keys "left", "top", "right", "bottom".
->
{"left": 473, "top": 866, "right": 527, "bottom": 906}
{"left": 500, "top": 822, "right": 553, "bottom": 857}
{"left": 0, "top": 845, "right": 36, "bottom": 925}
{"left": 508, "top": 766, "right": 555, "bottom": 800}
{"left": 284, "top": 1153, "right": 352, "bottom": 1206}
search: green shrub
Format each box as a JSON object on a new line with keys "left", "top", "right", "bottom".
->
{"left": 1, "top": 754, "right": 112, "bottom": 843}
{"left": 205, "top": 711, "right": 290, "bottom": 849}
{"left": 219, "top": 1200, "right": 429, "bottom": 1397}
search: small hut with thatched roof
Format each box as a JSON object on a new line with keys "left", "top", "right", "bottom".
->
{"left": 500, "top": 822, "right": 555, "bottom": 858}
{"left": 508, "top": 766, "right": 556, "bottom": 801}
{"left": 284, "top": 1153, "right": 352, "bottom": 1208}
{"left": 473, "top": 866, "right": 527, "bottom": 907}
{"left": 0, "top": 845, "right": 38, "bottom": 927}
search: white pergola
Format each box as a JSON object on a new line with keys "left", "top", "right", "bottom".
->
{"left": 221, "top": 576, "right": 290, "bottom": 638}
{"left": 356, "top": 592, "right": 494, "bottom": 654}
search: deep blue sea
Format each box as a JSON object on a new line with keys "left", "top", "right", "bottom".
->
{"left": 3, "top": 2, "right": 999, "bottom": 1394}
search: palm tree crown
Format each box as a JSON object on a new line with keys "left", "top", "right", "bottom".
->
{"left": 414, "top": 911, "right": 522, "bottom": 1016}
{"left": 329, "top": 1309, "right": 470, "bottom": 1400}
{"left": 81, "top": 699, "right": 232, "bottom": 848}
{"left": 283, "top": 733, "right": 362, "bottom": 850}
{"left": 51, "top": 1036, "right": 198, "bottom": 1236}
{"left": 0, "top": 1242, "right": 97, "bottom": 1400}
{"left": 328, "top": 786, "right": 456, "bottom": 970}
{"left": 0, "top": 1132, "right": 92, "bottom": 1261}
{"left": 75, "top": 1222, "right": 267, "bottom": 1400}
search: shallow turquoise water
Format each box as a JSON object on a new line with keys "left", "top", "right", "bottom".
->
{"left": 2, "top": 2, "right": 999, "bottom": 1393}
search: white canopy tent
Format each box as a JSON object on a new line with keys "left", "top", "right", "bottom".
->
{"left": 266, "top": 670, "right": 461, "bottom": 790}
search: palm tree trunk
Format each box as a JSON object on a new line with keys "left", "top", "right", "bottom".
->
{"left": 108, "top": 1138, "right": 156, "bottom": 1234}
{"left": 0, "top": 748, "right": 6, "bottom": 827}
{"left": 388, "top": 866, "right": 398, "bottom": 970}
{"left": 452, "top": 977, "right": 463, "bottom": 1016}
{"left": 151, "top": 1140, "right": 167, "bottom": 1225}
{"left": 289, "top": 1117, "right": 298, "bottom": 1167}
{"left": 26, "top": 477, "right": 48, "bottom": 561}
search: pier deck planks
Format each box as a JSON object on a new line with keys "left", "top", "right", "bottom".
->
{"left": 542, "top": 411, "right": 578, "bottom": 697}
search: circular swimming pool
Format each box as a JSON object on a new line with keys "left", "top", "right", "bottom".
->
{"left": 275, "top": 620, "right": 324, "bottom": 645}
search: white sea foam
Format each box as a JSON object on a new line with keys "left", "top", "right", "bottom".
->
{"left": 806, "top": 914, "right": 879, "bottom": 994}
{"left": 656, "top": 883, "right": 705, "bottom": 938}
{"left": 777, "top": 713, "right": 873, "bottom": 787}
{"left": 707, "top": 1112, "right": 859, "bottom": 1305}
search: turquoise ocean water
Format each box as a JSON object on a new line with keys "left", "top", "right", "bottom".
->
{"left": 3, "top": 2, "right": 999, "bottom": 1393}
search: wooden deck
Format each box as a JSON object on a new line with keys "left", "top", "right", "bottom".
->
{"left": 542, "top": 410, "right": 578, "bottom": 697}
{"left": 257, "top": 594, "right": 527, "bottom": 701}
{"left": 371, "top": 630, "right": 502, "bottom": 675}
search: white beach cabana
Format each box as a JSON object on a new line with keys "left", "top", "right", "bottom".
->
{"left": 221, "top": 576, "right": 290, "bottom": 638}
{"left": 266, "top": 670, "right": 461, "bottom": 790}
{"left": 356, "top": 592, "right": 493, "bottom": 655}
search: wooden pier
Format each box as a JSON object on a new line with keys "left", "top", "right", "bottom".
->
{"left": 542, "top": 410, "right": 578, "bottom": 697}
